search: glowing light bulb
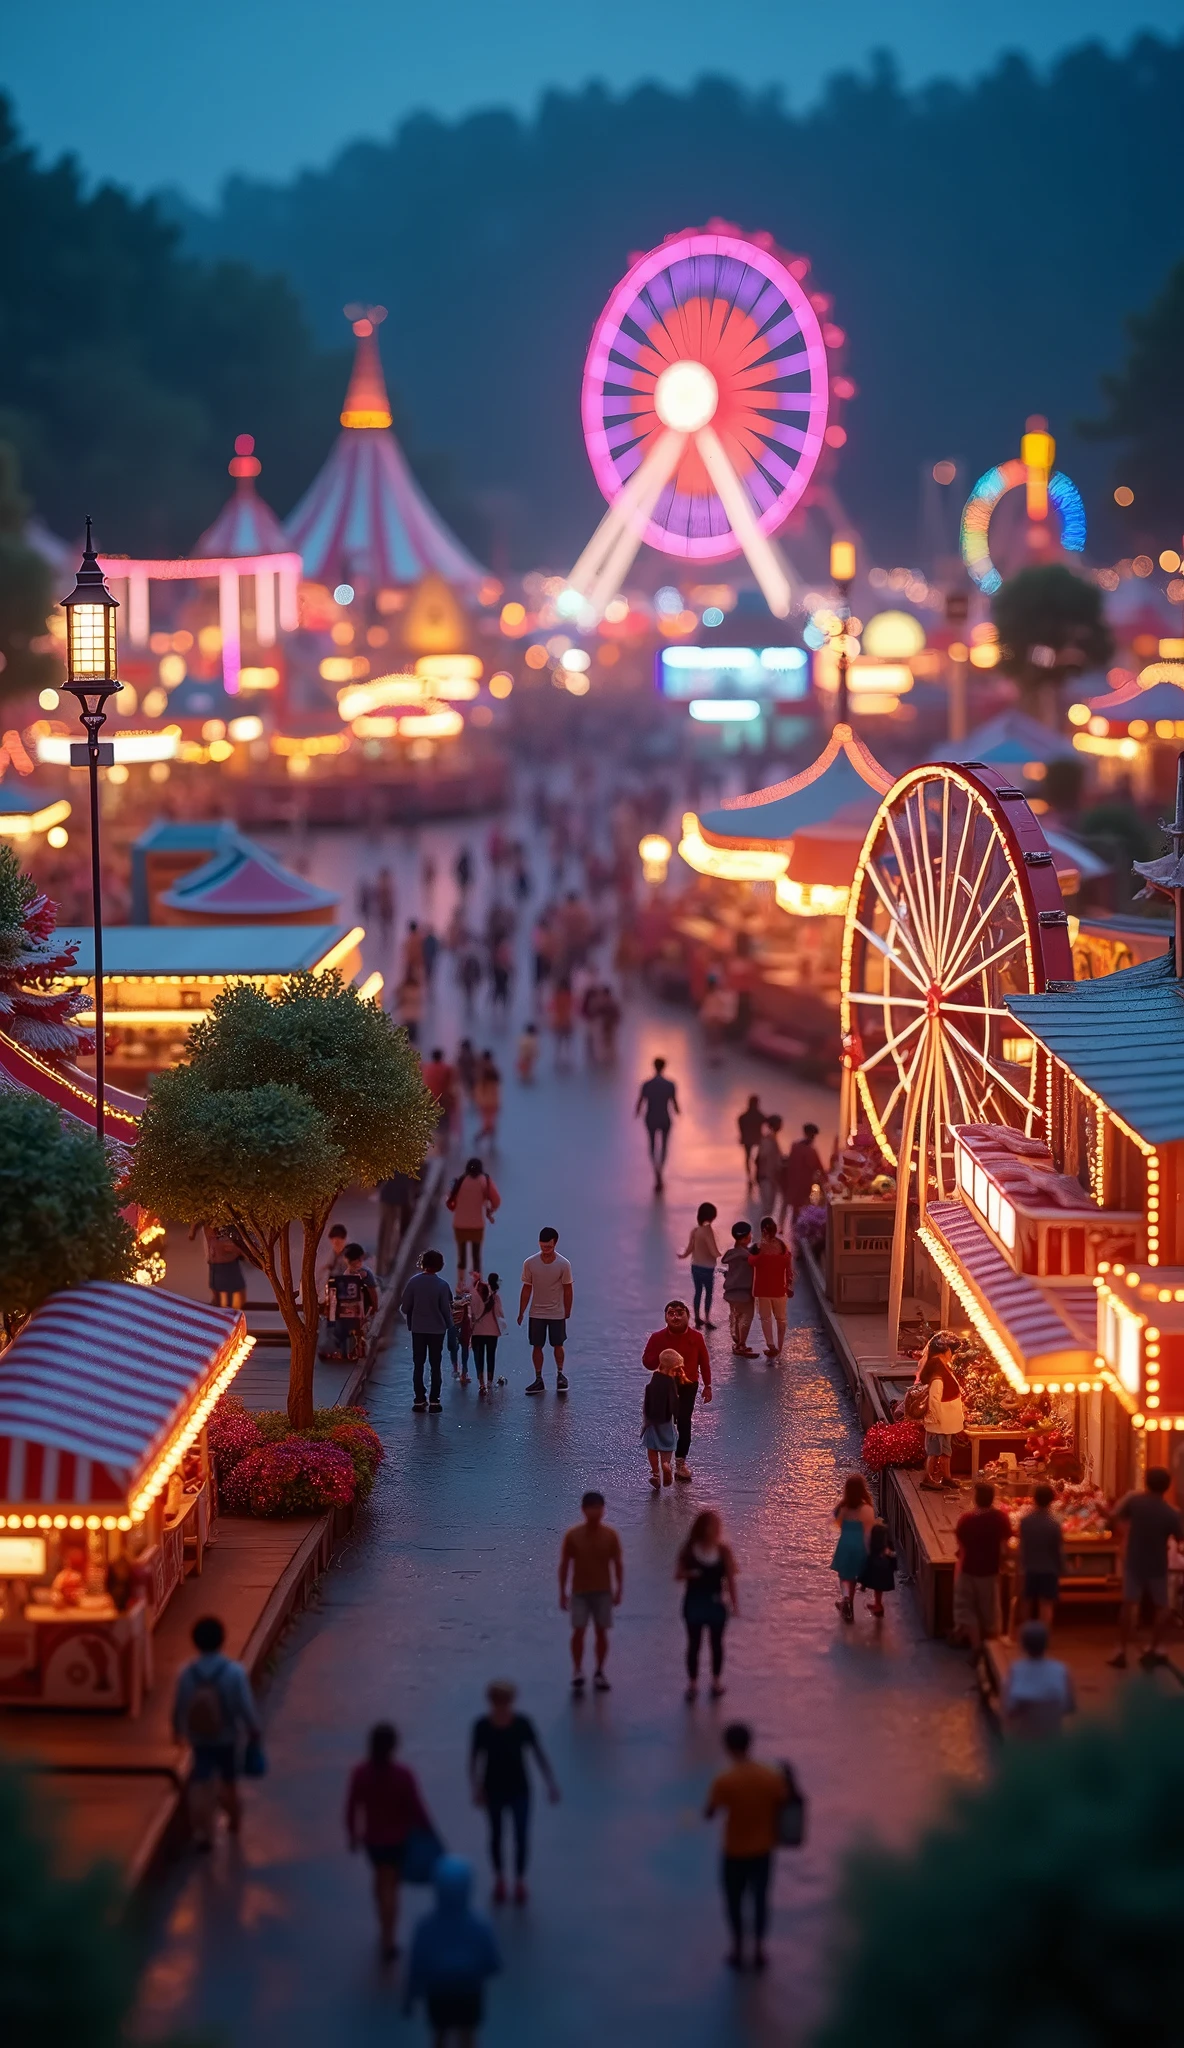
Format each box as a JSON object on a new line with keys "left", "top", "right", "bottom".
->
{"left": 654, "top": 360, "right": 718, "bottom": 433}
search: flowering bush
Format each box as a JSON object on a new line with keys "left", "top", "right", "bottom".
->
{"left": 862, "top": 1420, "right": 926, "bottom": 1473}
{"left": 221, "top": 1438, "right": 357, "bottom": 1517}
{"left": 208, "top": 1398, "right": 384, "bottom": 1512}
{"left": 207, "top": 1400, "right": 262, "bottom": 1483}
{"left": 794, "top": 1203, "right": 827, "bottom": 1254}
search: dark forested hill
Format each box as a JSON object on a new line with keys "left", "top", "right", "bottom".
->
{"left": 172, "top": 38, "right": 1184, "bottom": 567}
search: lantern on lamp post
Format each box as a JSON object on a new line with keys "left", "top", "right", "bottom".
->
{"left": 829, "top": 538, "right": 856, "bottom": 727}
{"left": 60, "top": 520, "right": 120, "bottom": 1140}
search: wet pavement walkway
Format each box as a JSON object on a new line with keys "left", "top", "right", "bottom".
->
{"left": 135, "top": 961, "right": 985, "bottom": 2046}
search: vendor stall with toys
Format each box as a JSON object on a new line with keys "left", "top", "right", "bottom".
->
{"left": 0, "top": 1282, "right": 252, "bottom": 1712}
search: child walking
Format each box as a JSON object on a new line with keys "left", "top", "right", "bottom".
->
{"left": 470, "top": 1274, "right": 505, "bottom": 1396}
{"left": 679, "top": 1202, "right": 722, "bottom": 1328}
{"left": 641, "top": 1349, "right": 680, "bottom": 1490}
{"left": 858, "top": 1520, "right": 897, "bottom": 1618}
{"left": 831, "top": 1473, "right": 876, "bottom": 1624}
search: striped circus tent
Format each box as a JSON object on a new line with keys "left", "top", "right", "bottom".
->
{"left": 194, "top": 435, "right": 290, "bottom": 558}
{"left": 0, "top": 1283, "right": 251, "bottom": 1516}
{"left": 286, "top": 307, "right": 486, "bottom": 593}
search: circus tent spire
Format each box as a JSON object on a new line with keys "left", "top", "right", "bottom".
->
{"left": 285, "top": 309, "right": 487, "bottom": 594}
{"left": 194, "top": 435, "right": 289, "bottom": 558}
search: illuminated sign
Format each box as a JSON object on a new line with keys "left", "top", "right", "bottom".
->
{"left": 657, "top": 646, "right": 808, "bottom": 703}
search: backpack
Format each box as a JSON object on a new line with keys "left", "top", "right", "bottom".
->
{"left": 776, "top": 1763, "right": 807, "bottom": 1848}
{"left": 186, "top": 1661, "right": 229, "bottom": 1743}
{"left": 903, "top": 1381, "right": 930, "bottom": 1422}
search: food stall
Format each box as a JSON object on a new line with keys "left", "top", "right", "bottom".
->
{"left": 0, "top": 1281, "right": 252, "bottom": 1713}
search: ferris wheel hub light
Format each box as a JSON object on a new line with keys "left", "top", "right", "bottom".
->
{"left": 654, "top": 360, "right": 718, "bottom": 434}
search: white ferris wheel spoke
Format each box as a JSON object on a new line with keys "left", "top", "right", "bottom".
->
{"left": 936, "top": 779, "right": 951, "bottom": 956}
{"left": 940, "top": 1036, "right": 976, "bottom": 1125}
{"left": 862, "top": 864, "right": 935, "bottom": 991}
{"left": 695, "top": 425, "right": 793, "bottom": 618}
{"left": 938, "top": 786, "right": 974, "bottom": 959}
{"left": 856, "top": 1011, "right": 925, "bottom": 1075}
{"left": 943, "top": 872, "right": 1022, "bottom": 989}
{"left": 882, "top": 814, "right": 937, "bottom": 980}
{"left": 568, "top": 427, "right": 686, "bottom": 617}
{"left": 875, "top": 1021, "right": 931, "bottom": 1133}
{"left": 933, "top": 1038, "right": 956, "bottom": 1200}
{"left": 940, "top": 826, "right": 1001, "bottom": 981}
{"left": 902, "top": 796, "right": 937, "bottom": 967}
{"left": 941, "top": 1018, "right": 1040, "bottom": 1117}
{"left": 846, "top": 990, "right": 927, "bottom": 1007}
{"left": 939, "top": 1002, "right": 1015, "bottom": 1017}
{"left": 941, "top": 934, "right": 1028, "bottom": 1000}
{"left": 912, "top": 787, "right": 943, "bottom": 971}
{"left": 852, "top": 919, "right": 929, "bottom": 995}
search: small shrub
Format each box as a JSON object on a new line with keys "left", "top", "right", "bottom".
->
{"left": 209, "top": 1398, "right": 385, "bottom": 1513}
{"left": 862, "top": 1419, "right": 925, "bottom": 1472}
{"left": 207, "top": 1399, "right": 262, "bottom": 1482}
{"left": 221, "top": 1438, "right": 357, "bottom": 1517}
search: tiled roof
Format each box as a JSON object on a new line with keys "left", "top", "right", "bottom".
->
{"left": 1007, "top": 950, "right": 1184, "bottom": 1145}
{"left": 926, "top": 1202, "right": 1096, "bottom": 1374}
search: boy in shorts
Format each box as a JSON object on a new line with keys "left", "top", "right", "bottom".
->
{"left": 558, "top": 1492, "right": 623, "bottom": 1693}
{"left": 518, "top": 1226, "right": 573, "bottom": 1394}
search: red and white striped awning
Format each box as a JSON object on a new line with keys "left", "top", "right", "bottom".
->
{"left": 0, "top": 1283, "right": 249, "bottom": 1514}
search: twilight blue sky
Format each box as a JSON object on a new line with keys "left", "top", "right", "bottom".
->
{"left": 6, "top": 0, "right": 1184, "bottom": 202}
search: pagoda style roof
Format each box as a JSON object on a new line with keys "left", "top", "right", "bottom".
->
{"left": 1007, "top": 950, "right": 1184, "bottom": 1145}
{"left": 157, "top": 840, "right": 339, "bottom": 924}
{"left": 286, "top": 311, "right": 486, "bottom": 592}
{"left": 56, "top": 925, "right": 356, "bottom": 977}
{"left": 194, "top": 436, "right": 289, "bottom": 558}
{"left": 697, "top": 724, "right": 893, "bottom": 849}
{"left": 931, "top": 708, "right": 1079, "bottom": 767}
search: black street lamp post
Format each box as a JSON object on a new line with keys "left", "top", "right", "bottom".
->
{"left": 60, "top": 521, "right": 120, "bottom": 1142}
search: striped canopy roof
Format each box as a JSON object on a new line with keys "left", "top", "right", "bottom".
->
{"left": 697, "top": 724, "right": 894, "bottom": 849}
{"left": 286, "top": 320, "right": 486, "bottom": 592}
{"left": 0, "top": 1283, "right": 246, "bottom": 1510}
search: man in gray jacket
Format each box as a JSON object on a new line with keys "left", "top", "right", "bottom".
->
{"left": 400, "top": 1247, "right": 455, "bottom": 1411}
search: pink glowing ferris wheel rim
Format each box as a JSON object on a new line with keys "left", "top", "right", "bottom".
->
{"left": 581, "top": 228, "right": 831, "bottom": 563}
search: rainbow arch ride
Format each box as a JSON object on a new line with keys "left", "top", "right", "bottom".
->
{"left": 570, "top": 225, "right": 843, "bottom": 621}
{"left": 960, "top": 418, "right": 1086, "bottom": 596}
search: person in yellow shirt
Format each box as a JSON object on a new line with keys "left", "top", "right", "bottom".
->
{"left": 704, "top": 1722, "right": 786, "bottom": 1971}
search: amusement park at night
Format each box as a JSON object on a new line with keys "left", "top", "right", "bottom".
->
{"left": 3, "top": 8, "right": 1184, "bottom": 2044}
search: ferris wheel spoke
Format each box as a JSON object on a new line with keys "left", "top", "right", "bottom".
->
{"left": 883, "top": 814, "right": 938, "bottom": 981}
{"left": 943, "top": 873, "right": 1023, "bottom": 989}
{"left": 874, "top": 1018, "right": 931, "bottom": 1137}
{"left": 913, "top": 787, "right": 943, "bottom": 971}
{"left": 846, "top": 991, "right": 927, "bottom": 1008}
{"left": 939, "top": 1002, "right": 1016, "bottom": 1017}
{"left": 939, "top": 1036, "right": 977, "bottom": 1126}
{"left": 569, "top": 429, "right": 687, "bottom": 617}
{"left": 937, "top": 789, "right": 975, "bottom": 959}
{"left": 941, "top": 933, "right": 1028, "bottom": 1000}
{"left": 694, "top": 425, "right": 792, "bottom": 617}
{"left": 941, "top": 1019, "right": 1039, "bottom": 1117}
{"left": 856, "top": 1011, "right": 926, "bottom": 1075}
{"left": 933, "top": 1039, "right": 956, "bottom": 1200}
{"left": 941, "top": 829, "right": 1004, "bottom": 981}
{"left": 863, "top": 862, "right": 934, "bottom": 988}
{"left": 852, "top": 918, "right": 929, "bottom": 995}
{"left": 902, "top": 797, "right": 940, "bottom": 967}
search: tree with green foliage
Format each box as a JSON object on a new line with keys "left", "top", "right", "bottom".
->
{"left": 128, "top": 974, "right": 436, "bottom": 1427}
{"left": 817, "top": 1690, "right": 1184, "bottom": 2048}
{"left": 992, "top": 565, "right": 1114, "bottom": 723}
{"left": 1084, "top": 257, "right": 1184, "bottom": 535}
{"left": 0, "top": 1092, "right": 134, "bottom": 1341}
{"left": 0, "top": 1763, "right": 130, "bottom": 2048}
{"left": 0, "top": 442, "right": 57, "bottom": 708}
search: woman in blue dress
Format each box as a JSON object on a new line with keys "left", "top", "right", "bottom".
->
{"left": 831, "top": 1472, "right": 876, "bottom": 1624}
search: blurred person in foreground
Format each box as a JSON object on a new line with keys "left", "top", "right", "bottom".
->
{"left": 1001, "top": 1621, "right": 1075, "bottom": 1738}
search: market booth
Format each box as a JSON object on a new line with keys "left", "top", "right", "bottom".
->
{"left": 0, "top": 1282, "right": 252, "bottom": 1713}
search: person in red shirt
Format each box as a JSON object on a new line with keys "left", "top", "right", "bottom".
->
{"left": 954, "top": 1480, "right": 1014, "bottom": 1654}
{"left": 420, "top": 1047, "right": 457, "bottom": 1147}
{"left": 345, "top": 1722, "right": 438, "bottom": 1962}
{"left": 748, "top": 1216, "right": 793, "bottom": 1363}
{"left": 641, "top": 1300, "right": 711, "bottom": 1482}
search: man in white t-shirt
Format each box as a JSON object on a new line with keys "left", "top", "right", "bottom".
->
{"left": 518, "top": 1227, "right": 574, "bottom": 1395}
{"left": 1001, "top": 1620, "right": 1076, "bottom": 1738}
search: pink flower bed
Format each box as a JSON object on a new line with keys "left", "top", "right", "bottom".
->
{"left": 221, "top": 1438, "right": 357, "bottom": 1517}
{"left": 861, "top": 1419, "right": 926, "bottom": 1473}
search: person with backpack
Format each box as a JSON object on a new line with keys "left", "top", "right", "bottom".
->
{"left": 326, "top": 1243, "right": 379, "bottom": 1363}
{"left": 470, "top": 1275, "right": 506, "bottom": 1396}
{"left": 172, "top": 1615, "right": 263, "bottom": 1851}
{"left": 404, "top": 1856, "right": 501, "bottom": 2042}
{"left": 704, "top": 1723, "right": 789, "bottom": 1972}
{"left": 345, "top": 1722, "right": 439, "bottom": 1963}
{"left": 447, "top": 1158, "right": 501, "bottom": 1283}
{"left": 911, "top": 1331, "right": 965, "bottom": 1492}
